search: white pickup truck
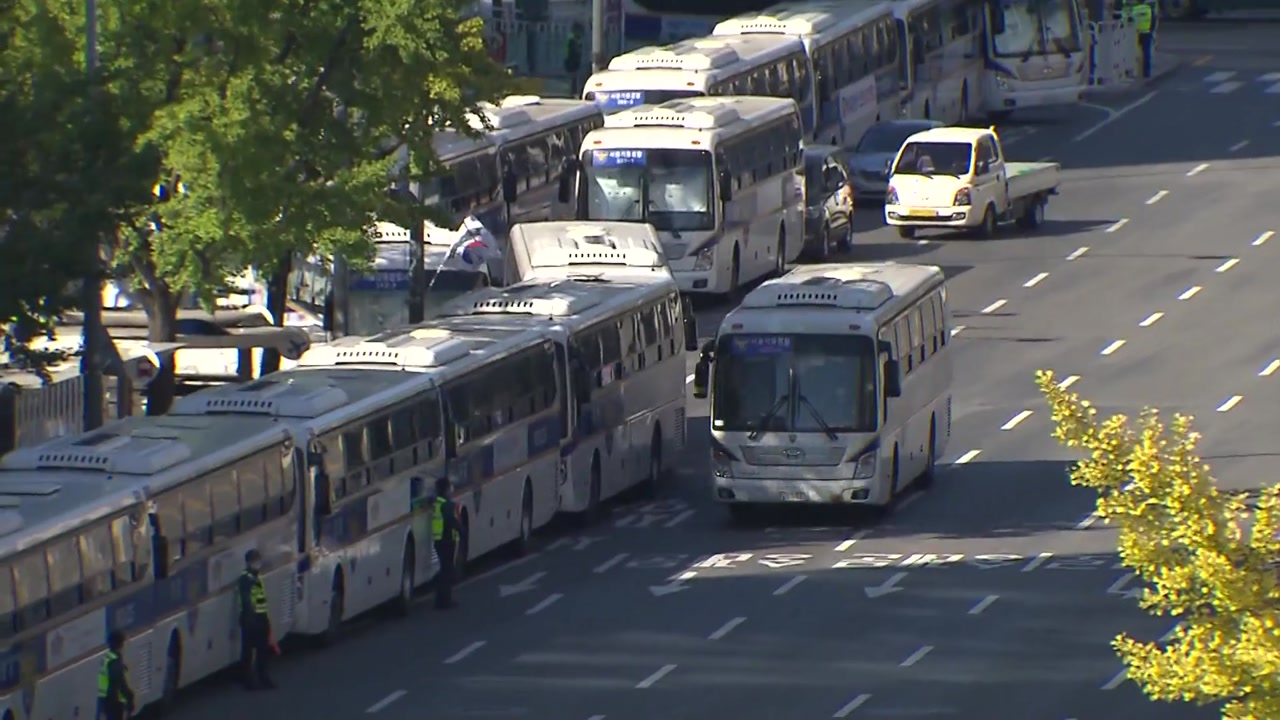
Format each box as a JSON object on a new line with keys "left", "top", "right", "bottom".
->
{"left": 883, "top": 126, "right": 1059, "bottom": 239}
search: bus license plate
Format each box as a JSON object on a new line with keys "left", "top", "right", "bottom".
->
{"left": 904, "top": 209, "right": 936, "bottom": 218}
{"left": 780, "top": 492, "right": 808, "bottom": 502}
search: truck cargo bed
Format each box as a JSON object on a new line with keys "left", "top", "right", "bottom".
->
{"left": 1005, "top": 162, "right": 1060, "bottom": 199}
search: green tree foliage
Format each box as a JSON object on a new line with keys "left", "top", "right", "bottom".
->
{"left": 1038, "top": 369, "right": 1280, "bottom": 720}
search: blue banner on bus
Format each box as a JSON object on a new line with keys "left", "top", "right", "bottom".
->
{"left": 594, "top": 91, "right": 645, "bottom": 111}
{"left": 728, "top": 335, "right": 793, "bottom": 355}
{"left": 350, "top": 270, "right": 411, "bottom": 291}
{"left": 591, "top": 149, "right": 647, "bottom": 167}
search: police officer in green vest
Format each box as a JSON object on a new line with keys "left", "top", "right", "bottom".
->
{"left": 432, "top": 476, "right": 461, "bottom": 609}
{"left": 238, "top": 549, "right": 276, "bottom": 690}
{"left": 1125, "top": 0, "right": 1155, "bottom": 78}
{"left": 98, "top": 630, "right": 134, "bottom": 720}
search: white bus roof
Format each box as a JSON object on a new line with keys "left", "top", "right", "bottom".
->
{"left": 608, "top": 34, "right": 803, "bottom": 73}
{"left": 437, "top": 276, "right": 677, "bottom": 334}
{"left": 507, "top": 221, "right": 669, "bottom": 281}
{"left": 0, "top": 412, "right": 294, "bottom": 555}
{"left": 467, "top": 95, "right": 602, "bottom": 143}
{"left": 725, "top": 262, "right": 944, "bottom": 327}
{"left": 713, "top": 2, "right": 895, "bottom": 41}
{"left": 584, "top": 96, "right": 800, "bottom": 150}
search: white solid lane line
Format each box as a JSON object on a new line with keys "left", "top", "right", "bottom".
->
{"left": 981, "top": 299, "right": 1007, "bottom": 313}
{"left": 954, "top": 449, "right": 982, "bottom": 464}
{"left": 1100, "top": 340, "right": 1126, "bottom": 356}
{"left": 1102, "top": 669, "right": 1128, "bottom": 690}
{"left": 1161, "top": 622, "right": 1183, "bottom": 642}
{"left": 1145, "top": 190, "right": 1168, "bottom": 204}
{"left": 835, "top": 529, "right": 871, "bottom": 552}
{"left": 1260, "top": 360, "right": 1280, "bottom": 377}
{"left": 1075, "top": 512, "right": 1100, "bottom": 530}
{"left": 1217, "top": 395, "right": 1243, "bottom": 413}
{"left": 366, "top": 690, "right": 407, "bottom": 714}
{"left": 1105, "top": 218, "right": 1129, "bottom": 233}
{"left": 950, "top": 325, "right": 965, "bottom": 337}
{"left": 1057, "top": 375, "right": 1080, "bottom": 390}
{"left": 1000, "top": 410, "right": 1033, "bottom": 430}
{"left": 773, "top": 576, "right": 807, "bottom": 596}
{"left": 900, "top": 646, "right": 934, "bottom": 667}
{"left": 833, "top": 694, "right": 873, "bottom": 718}
{"left": 1186, "top": 163, "right": 1210, "bottom": 177}
{"left": 588, "top": 716, "right": 607, "bottom": 720}
{"left": 444, "top": 641, "right": 486, "bottom": 664}
{"left": 1023, "top": 272, "right": 1049, "bottom": 287}
{"left": 1229, "top": 139, "right": 1250, "bottom": 152}
{"left": 1066, "top": 246, "right": 1089, "bottom": 260}
{"left": 593, "top": 553, "right": 628, "bottom": 574}
{"left": 1138, "top": 312, "right": 1163, "bottom": 327}
{"left": 636, "top": 664, "right": 678, "bottom": 689}
{"left": 526, "top": 593, "right": 563, "bottom": 615}
{"left": 1254, "top": 231, "right": 1275, "bottom": 246}
{"left": 968, "top": 595, "right": 998, "bottom": 615}
{"left": 1215, "top": 258, "right": 1239, "bottom": 273}
{"left": 1022, "top": 553, "right": 1053, "bottom": 572}
{"left": 708, "top": 616, "right": 747, "bottom": 640}
{"left": 1178, "top": 286, "right": 1201, "bottom": 300}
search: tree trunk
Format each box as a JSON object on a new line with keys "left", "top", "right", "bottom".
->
{"left": 258, "top": 254, "right": 291, "bottom": 377}
{"left": 145, "top": 283, "right": 179, "bottom": 416}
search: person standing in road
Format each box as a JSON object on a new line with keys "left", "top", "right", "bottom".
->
{"left": 433, "top": 476, "right": 462, "bottom": 609}
{"left": 1126, "top": 0, "right": 1155, "bottom": 78}
{"left": 98, "top": 630, "right": 135, "bottom": 720}
{"left": 238, "top": 549, "right": 277, "bottom": 690}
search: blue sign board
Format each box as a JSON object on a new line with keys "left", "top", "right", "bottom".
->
{"left": 591, "top": 149, "right": 647, "bottom": 167}
{"left": 728, "top": 335, "right": 793, "bottom": 355}
{"left": 595, "top": 90, "right": 646, "bottom": 112}
{"left": 350, "top": 270, "right": 411, "bottom": 291}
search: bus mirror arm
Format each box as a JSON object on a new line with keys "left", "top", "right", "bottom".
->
{"left": 883, "top": 359, "right": 903, "bottom": 398}
{"left": 692, "top": 360, "right": 710, "bottom": 399}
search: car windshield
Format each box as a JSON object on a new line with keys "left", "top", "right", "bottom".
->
{"left": 711, "top": 334, "right": 878, "bottom": 433}
{"left": 584, "top": 89, "right": 704, "bottom": 114}
{"left": 990, "top": 0, "right": 1084, "bottom": 58}
{"left": 578, "top": 148, "right": 715, "bottom": 232}
{"left": 857, "top": 125, "right": 926, "bottom": 155}
{"left": 893, "top": 142, "right": 973, "bottom": 176}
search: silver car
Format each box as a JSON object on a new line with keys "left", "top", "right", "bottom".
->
{"left": 846, "top": 120, "right": 945, "bottom": 199}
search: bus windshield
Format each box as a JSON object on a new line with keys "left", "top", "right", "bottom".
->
{"left": 893, "top": 142, "right": 972, "bottom": 176}
{"left": 580, "top": 148, "right": 715, "bottom": 232}
{"left": 348, "top": 269, "right": 486, "bottom": 334}
{"left": 991, "top": 0, "right": 1083, "bottom": 58}
{"left": 585, "top": 89, "right": 704, "bottom": 113}
{"left": 711, "top": 334, "right": 878, "bottom": 434}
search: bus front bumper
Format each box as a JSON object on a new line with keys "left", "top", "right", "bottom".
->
{"left": 986, "top": 82, "right": 1084, "bottom": 111}
{"left": 884, "top": 205, "right": 975, "bottom": 228}
{"left": 713, "top": 477, "right": 877, "bottom": 504}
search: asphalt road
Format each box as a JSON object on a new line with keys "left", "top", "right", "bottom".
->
{"left": 168, "top": 56, "right": 1279, "bottom": 720}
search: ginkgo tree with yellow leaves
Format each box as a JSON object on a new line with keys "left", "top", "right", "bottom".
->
{"left": 1037, "top": 369, "right": 1280, "bottom": 720}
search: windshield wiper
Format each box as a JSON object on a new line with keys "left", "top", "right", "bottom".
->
{"left": 747, "top": 393, "right": 790, "bottom": 441}
{"left": 797, "top": 394, "right": 839, "bottom": 441}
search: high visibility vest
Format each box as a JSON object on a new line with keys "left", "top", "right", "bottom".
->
{"left": 432, "top": 498, "right": 457, "bottom": 542}
{"left": 97, "top": 651, "right": 126, "bottom": 702}
{"left": 1129, "top": 3, "right": 1153, "bottom": 32}
{"left": 242, "top": 571, "right": 269, "bottom": 615}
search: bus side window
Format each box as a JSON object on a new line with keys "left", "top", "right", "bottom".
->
{"left": 79, "top": 524, "right": 115, "bottom": 600}
{"left": 46, "top": 538, "right": 82, "bottom": 616}
{"left": 238, "top": 458, "right": 269, "bottom": 530}
{"left": 910, "top": 307, "right": 925, "bottom": 364}
{"left": 109, "top": 516, "right": 138, "bottom": 585}
{"left": 0, "top": 565, "right": 15, "bottom": 640}
{"left": 154, "top": 494, "right": 186, "bottom": 567}
{"left": 896, "top": 317, "right": 913, "bottom": 374}
{"left": 13, "top": 551, "right": 48, "bottom": 631}
{"left": 922, "top": 302, "right": 938, "bottom": 356}
{"left": 182, "top": 482, "right": 213, "bottom": 554}
{"left": 931, "top": 292, "right": 947, "bottom": 347}
{"left": 209, "top": 468, "right": 241, "bottom": 542}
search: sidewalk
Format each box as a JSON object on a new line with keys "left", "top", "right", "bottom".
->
{"left": 1083, "top": 51, "right": 1181, "bottom": 98}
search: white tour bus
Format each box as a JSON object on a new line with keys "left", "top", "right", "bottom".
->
{"left": 712, "top": 1, "right": 902, "bottom": 147}
{"left": 504, "top": 220, "right": 666, "bottom": 284}
{"left": 691, "top": 262, "right": 953, "bottom": 519}
{"left": 581, "top": 34, "right": 815, "bottom": 136}
{"left": 893, "top": 0, "right": 987, "bottom": 123}
{"left": 436, "top": 243, "right": 697, "bottom": 517}
{"left": 0, "top": 413, "right": 302, "bottom": 719}
{"left": 570, "top": 96, "right": 806, "bottom": 296}
{"left": 982, "top": 0, "right": 1087, "bottom": 117}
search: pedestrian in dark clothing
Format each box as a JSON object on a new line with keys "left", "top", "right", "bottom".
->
{"left": 98, "top": 629, "right": 134, "bottom": 720}
{"left": 238, "top": 548, "right": 276, "bottom": 690}
{"left": 431, "top": 476, "right": 462, "bottom": 609}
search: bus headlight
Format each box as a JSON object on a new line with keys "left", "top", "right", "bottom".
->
{"left": 693, "top": 247, "right": 715, "bottom": 271}
{"left": 852, "top": 451, "right": 877, "bottom": 480}
{"left": 712, "top": 447, "right": 734, "bottom": 478}
{"left": 995, "top": 72, "right": 1013, "bottom": 91}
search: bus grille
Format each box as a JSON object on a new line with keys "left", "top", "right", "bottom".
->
{"left": 740, "top": 446, "right": 845, "bottom": 466}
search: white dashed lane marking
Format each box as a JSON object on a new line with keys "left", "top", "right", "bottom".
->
{"left": 1056, "top": 375, "right": 1080, "bottom": 390}
{"left": 1145, "top": 190, "right": 1168, "bottom": 205}
{"left": 1186, "top": 163, "right": 1210, "bottom": 177}
{"left": 1100, "top": 340, "right": 1126, "bottom": 356}
{"left": 1105, "top": 218, "right": 1129, "bottom": 233}
{"left": 981, "top": 299, "right": 1007, "bottom": 313}
{"left": 1260, "top": 360, "right": 1280, "bottom": 377}
{"left": 1000, "top": 411, "right": 1033, "bottom": 430}
{"left": 1178, "top": 286, "right": 1201, "bottom": 300}
{"left": 1139, "top": 312, "right": 1163, "bottom": 327}
{"left": 1066, "top": 246, "right": 1089, "bottom": 260}
{"left": 954, "top": 450, "right": 982, "bottom": 464}
{"left": 1215, "top": 258, "right": 1239, "bottom": 272}
{"left": 1217, "top": 395, "right": 1243, "bottom": 413}
{"left": 1229, "top": 140, "right": 1250, "bottom": 152}
{"left": 1023, "top": 272, "right": 1049, "bottom": 287}
{"left": 1254, "top": 231, "right": 1274, "bottom": 246}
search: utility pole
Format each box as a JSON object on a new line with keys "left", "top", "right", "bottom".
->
{"left": 590, "top": 0, "right": 606, "bottom": 73}
{"left": 80, "top": 0, "right": 106, "bottom": 431}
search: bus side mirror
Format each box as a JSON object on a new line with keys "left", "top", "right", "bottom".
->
{"left": 692, "top": 360, "right": 710, "bottom": 399}
{"left": 312, "top": 466, "right": 334, "bottom": 516}
{"left": 718, "top": 170, "right": 733, "bottom": 203}
{"left": 883, "top": 359, "right": 902, "bottom": 398}
{"left": 502, "top": 170, "right": 518, "bottom": 203}
{"left": 682, "top": 297, "right": 698, "bottom": 351}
